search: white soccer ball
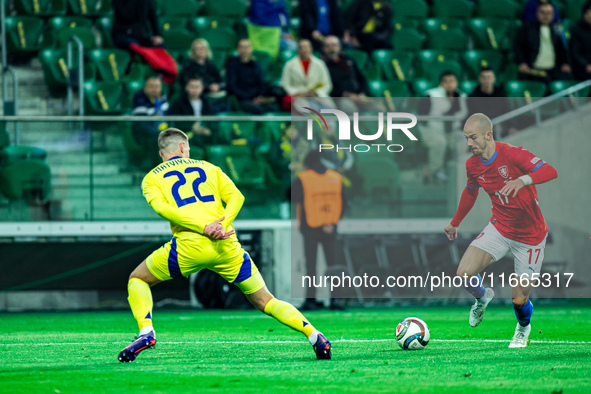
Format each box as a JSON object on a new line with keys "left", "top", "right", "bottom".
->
{"left": 396, "top": 317, "right": 430, "bottom": 350}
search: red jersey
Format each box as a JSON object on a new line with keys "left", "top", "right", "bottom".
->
{"left": 466, "top": 141, "right": 549, "bottom": 245}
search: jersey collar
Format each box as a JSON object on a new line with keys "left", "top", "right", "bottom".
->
{"left": 167, "top": 156, "right": 182, "bottom": 161}
{"left": 480, "top": 150, "right": 498, "bottom": 165}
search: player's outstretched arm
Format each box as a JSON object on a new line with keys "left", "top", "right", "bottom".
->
{"left": 446, "top": 186, "right": 480, "bottom": 239}
{"left": 217, "top": 167, "right": 245, "bottom": 230}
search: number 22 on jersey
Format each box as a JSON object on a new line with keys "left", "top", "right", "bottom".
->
{"left": 164, "top": 167, "right": 214, "bottom": 207}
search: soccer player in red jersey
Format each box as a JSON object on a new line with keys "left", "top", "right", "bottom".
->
{"left": 444, "top": 113, "right": 558, "bottom": 348}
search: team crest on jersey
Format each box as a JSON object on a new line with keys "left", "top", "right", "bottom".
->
{"left": 498, "top": 165, "right": 509, "bottom": 178}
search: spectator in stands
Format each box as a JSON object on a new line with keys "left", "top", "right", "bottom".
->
{"left": 417, "top": 71, "right": 468, "bottom": 184}
{"left": 570, "top": 1, "right": 591, "bottom": 81}
{"left": 290, "top": 150, "right": 347, "bottom": 311}
{"left": 299, "top": 0, "right": 345, "bottom": 51}
{"left": 112, "top": 0, "right": 177, "bottom": 85}
{"left": 132, "top": 76, "right": 169, "bottom": 149}
{"left": 168, "top": 78, "right": 215, "bottom": 146}
{"left": 280, "top": 39, "right": 333, "bottom": 112}
{"left": 514, "top": 3, "right": 572, "bottom": 82}
{"left": 226, "top": 39, "right": 276, "bottom": 114}
{"left": 468, "top": 67, "right": 518, "bottom": 137}
{"left": 249, "top": 0, "right": 297, "bottom": 51}
{"left": 345, "top": 0, "right": 393, "bottom": 53}
{"left": 322, "top": 35, "right": 373, "bottom": 113}
{"left": 522, "top": 0, "right": 561, "bottom": 24}
{"left": 179, "top": 39, "right": 224, "bottom": 94}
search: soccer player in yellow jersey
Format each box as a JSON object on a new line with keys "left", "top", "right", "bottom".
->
{"left": 118, "top": 128, "right": 331, "bottom": 362}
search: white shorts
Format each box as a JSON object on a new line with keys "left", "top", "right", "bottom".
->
{"left": 470, "top": 222, "right": 547, "bottom": 279}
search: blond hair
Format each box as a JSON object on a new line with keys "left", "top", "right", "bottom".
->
{"left": 190, "top": 38, "right": 213, "bottom": 60}
{"left": 158, "top": 128, "right": 189, "bottom": 153}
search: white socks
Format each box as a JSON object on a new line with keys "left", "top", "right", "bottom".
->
{"left": 139, "top": 326, "right": 155, "bottom": 337}
{"left": 308, "top": 330, "right": 320, "bottom": 345}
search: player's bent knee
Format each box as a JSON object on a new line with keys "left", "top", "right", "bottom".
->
{"left": 512, "top": 297, "right": 528, "bottom": 307}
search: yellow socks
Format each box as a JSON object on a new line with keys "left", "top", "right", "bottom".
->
{"left": 263, "top": 298, "right": 317, "bottom": 339}
{"left": 128, "top": 278, "right": 153, "bottom": 333}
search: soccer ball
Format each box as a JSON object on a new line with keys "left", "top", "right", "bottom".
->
{"left": 396, "top": 317, "right": 430, "bottom": 350}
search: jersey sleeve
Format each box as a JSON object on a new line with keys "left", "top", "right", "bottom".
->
{"left": 465, "top": 160, "right": 480, "bottom": 189}
{"left": 216, "top": 165, "right": 244, "bottom": 230}
{"left": 510, "top": 146, "right": 547, "bottom": 174}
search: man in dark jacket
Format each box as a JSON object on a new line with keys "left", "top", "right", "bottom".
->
{"left": 514, "top": 3, "right": 572, "bottom": 82}
{"left": 299, "top": 0, "right": 345, "bottom": 51}
{"left": 226, "top": 39, "right": 275, "bottom": 114}
{"left": 112, "top": 0, "right": 163, "bottom": 50}
{"left": 570, "top": 0, "right": 591, "bottom": 81}
{"left": 345, "top": 0, "right": 393, "bottom": 53}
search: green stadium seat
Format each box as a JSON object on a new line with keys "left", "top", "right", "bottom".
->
{"left": 39, "top": 48, "right": 96, "bottom": 96}
{"left": 462, "top": 50, "right": 505, "bottom": 80}
{"left": 566, "top": 0, "right": 588, "bottom": 21}
{"left": 505, "top": 80, "right": 547, "bottom": 97}
{"left": 290, "top": 17, "right": 301, "bottom": 37}
{"left": 57, "top": 27, "right": 97, "bottom": 50}
{"left": 159, "top": 0, "right": 200, "bottom": 16}
{"left": 549, "top": 80, "right": 591, "bottom": 97}
{"left": 43, "top": 16, "right": 94, "bottom": 48}
{"left": 95, "top": 17, "right": 114, "bottom": 48}
{"left": 120, "top": 122, "right": 160, "bottom": 170}
{"left": 391, "top": 0, "right": 428, "bottom": 20}
{"left": 392, "top": 28, "right": 424, "bottom": 51}
{"left": 410, "top": 79, "right": 437, "bottom": 97}
{"left": 459, "top": 80, "right": 479, "bottom": 95}
{"left": 216, "top": 112, "right": 258, "bottom": 146}
{"left": 393, "top": 19, "right": 420, "bottom": 31}
{"left": 4, "top": 16, "right": 45, "bottom": 60}
{"left": 367, "top": 80, "right": 410, "bottom": 98}
{"left": 161, "top": 29, "right": 196, "bottom": 51}
{"left": 0, "top": 124, "right": 9, "bottom": 150}
{"left": 422, "top": 18, "right": 466, "bottom": 34}
{"left": 198, "top": 27, "right": 237, "bottom": 51}
{"left": 0, "top": 146, "right": 47, "bottom": 167}
{"left": 0, "top": 161, "right": 51, "bottom": 202}
{"left": 83, "top": 81, "right": 124, "bottom": 115}
{"left": 423, "top": 59, "right": 464, "bottom": 83}
{"left": 200, "top": 0, "right": 247, "bottom": 18}
{"left": 468, "top": 18, "right": 513, "bottom": 50}
{"left": 67, "top": 0, "right": 112, "bottom": 16}
{"left": 432, "top": 0, "right": 474, "bottom": 18}
{"left": 476, "top": 0, "right": 520, "bottom": 19}
{"left": 160, "top": 17, "right": 189, "bottom": 33}
{"left": 415, "top": 49, "right": 460, "bottom": 79}
{"left": 253, "top": 50, "right": 274, "bottom": 81}
{"left": 205, "top": 145, "right": 265, "bottom": 187}
{"left": 355, "top": 156, "right": 401, "bottom": 202}
{"left": 189, "top": 16, "right": 236, "bottom": 35}
{"left": 371, "top": 50, "right": 415, "bottom": 81}
{"left": 258, "top": 112, "right": 290, "bottom": 142}
{"left": 15, "top": 0, "right": 67, "bottom": 16}
{"left": 344, "top": 49, "right": 369, "bottom": 70}
{"left": 426, "top": 27, "right": 467, "bottom": 50}
{"left": 86, "top": 49, "right": 131, "bottom": 81}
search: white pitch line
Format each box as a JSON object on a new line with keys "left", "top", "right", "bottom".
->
{"left": 1, "top": 338, "right": 590, "bottom": 347}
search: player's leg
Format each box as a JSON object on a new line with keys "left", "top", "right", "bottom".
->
{"left": 508, "top": 237, "right": 547, "bottom": 348}
{"left": 128, "top": 259, "right": 161, "bottom": 336}
{"left": 459, "top": 223, "right": 510, "bottom": 327}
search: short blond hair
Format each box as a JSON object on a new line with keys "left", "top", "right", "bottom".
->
{"left": 190, "top": 38, "right": 213, "bottom": 60}
{"left": 158, "top": 128, "right": 189, "bottom": 153}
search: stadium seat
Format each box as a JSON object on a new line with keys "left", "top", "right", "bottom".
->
{"left": 95, "top": 17, "right": 114, "bottom": 48}
{"left": 44, "top": 16, "right": 94, "bottom": 48}
{"left": 415, "top": 50, "right": 460, "bottom": 79}
{"left": 0, "top": 123, "right": 9, "bottom": 150}
{"left": 0, "top": 145, "right": 47, "bottom": 167}
{"left": 392, "top": 28, "right": 424, "bottom": 51}
{"left": 344, "top": 49, "right": 369, "bottom": 70}
{"left": 200, "top": 0, "right": 247, "bottom": 18}
{"left": 252, "top": 51, "right": 274, "bottom": 81}
{"left": 198, "top": 27, "right": 238, "bottom": 51}
{"left": 83, "top": 81, "right": 124, "bottom": 115}
{"left": 422, "top": 18, "right": 466, "bottom": 34}
{"left": 459, "top": 80, "right": 478, "bottom": 95}
{"left": 371, "top": 50, "right": 415, "bottom": 81}
{"left": 205, "top": 145, "right": 265, "bottom": 187}
{"left": 216, "top": 112, "right": 259, "bottom": 146}
{"left": 0, "top": 161, "right": 51, "bottom": 202}
{"left": 120, "top": 122, "right": 160, "bottom": 170}
{"left": 426, "top": 27, "right": 467, "bottom": 51}
{"left": 189, "top": 16, "right": 236, "bottom": 35}
{"left": 4, "top": 16, "right": 45, "bottom": 60}
{"left": 432, "top": 0, "right": 474, "bottom": 18}
{"left": 159, "top": 0, "right": 200, "bottom": 16}
{"left": 161, "top": 29, "right": 196, "bottom": 52}
{"left": 566, "top": 0, "right": 588, "bottom": 21}
{"left": 468, "top": 18, "right": 513, "bottom": 50}
{"left": 505, "top": 80, "right": 547, "bottom": 98}
{"left": 390, "top": 0, "right": 428, "bottom": 20}
{"left": 410, "top": 79, "right": 437, "bottom": 97}
{"left": 393, "top": 19, "right": 420, "bottom": 31}
{"left": 57, "top": 27, "right": 97, "bottom": 50}
{"left": 424, "top": 59, "right": 464, "bottom": 83}
{"left": 354, "top": 155, "right": 401, "bottom": 202}
{"left": 462, "top": 50, "right": 505, "bottom": 80}
{"left": 476, "top": 0, "right": 520, "bottom": 19}
{"left": 15, "top": 0, "right": 67, "bottom": 16}
{"left": 86, "top": 49, "right": 131, "bottom": 81}
{"left": 367, "top": 80, "right": 410, "bottom": 98}
{"left": 159, "top": 16, "right": 189, "bottom": 33}
{"left": 67, "top": 0, "right": 112, "bottom": 16}
{"left": 290, "top": 17, "right": 301, "bottom": 37}
{"left": 258, "top": 112, "right": 290, "bottom": 142}
{"left": 549, "top": 80, "right": 591, "bottom": 97}
{"left": 39, "top": 48, "right": 96, "bottom": 96}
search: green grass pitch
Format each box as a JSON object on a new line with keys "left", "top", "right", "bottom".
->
{"left": 1, "top": 303, "right": 590, "bottom": 393}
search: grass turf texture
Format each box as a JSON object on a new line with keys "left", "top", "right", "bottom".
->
{"left": 1, "top": 304, "right": 590, "bottom": 393}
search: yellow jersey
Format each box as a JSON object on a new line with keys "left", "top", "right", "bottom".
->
{"left": 141, "top": 156, "right": 244, "bottom": 238}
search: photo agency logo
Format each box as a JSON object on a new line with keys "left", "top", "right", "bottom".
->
{"left": 304, "top": 107, "right": 418, "bottom": 153}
